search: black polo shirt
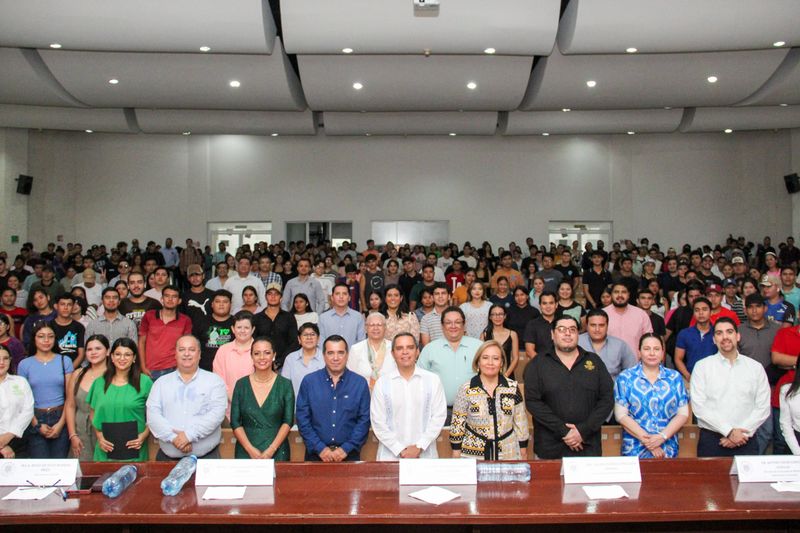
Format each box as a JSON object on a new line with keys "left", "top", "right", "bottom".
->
{"left": 253, "top": 309, "right": 299, "bottom": 368}
{"left": 523, "top": 317, "right": 554, "bottom": 356}
{"left": 582, "top": 267, "right": 612, "bottom": 309}
{"left": 523, "top": 346, "right": 614, "bottom": 459}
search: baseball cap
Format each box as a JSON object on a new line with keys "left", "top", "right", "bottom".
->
{"left": 766, "top": 251, "right": 777, "bottom": 259}
{"left": 643, "top": 258, "right": 656, "bottom": 265}
{"left": 759, "top": 274, "right": 780, "bottom": 287}
{"left": 187, "top": 264, "right": 204, "bottom": 276}
{"left": 722, "top": 278, "right": 737, "bottom": 288}
{"left": 731, "top": 256, "right": 745, "bottom": 265}
{"left": 265, "top": 282, "right": 282, "bottom": 294}
{"left": 706, "top": 283, "right": 723, "bottom": 294}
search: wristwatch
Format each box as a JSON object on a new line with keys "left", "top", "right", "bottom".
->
{"left": 659, "top": 432, "right": 668, "bottom": 440}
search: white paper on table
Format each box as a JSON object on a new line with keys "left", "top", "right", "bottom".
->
{"left": 2, "top": 487, "right": 58, "bottom": 500}
{"left": 770, "top": 481, "right": 800, "bottom": 493}
{"left": 582, "top": 485, "right": 629, "bottom": 500}
{"left": 201, "top": 486, "right": 247, "bottom": 500}
{"left": 407, "top": 486, "right": 461, "bottom": 505}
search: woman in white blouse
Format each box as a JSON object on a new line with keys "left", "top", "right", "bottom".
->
{"left": 0, "top": 345, "right": 34, "bottom": 458}
{"left": 779, "top": 370, "right": 800, "bottom": 455}
{"left": 347, "top": 312, "right": 396, "bottom": 389}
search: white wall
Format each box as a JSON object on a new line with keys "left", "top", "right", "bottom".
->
{"left": 18, "top": 128, "right": 794, "bottom": 251}
{"left": 792, "top": 129, "right": 800, "bottom": 238}
{"left": 0, "top": 128, "right": 29, "bottom": 249}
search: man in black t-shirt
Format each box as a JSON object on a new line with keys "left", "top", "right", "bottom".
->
{"left": 118, "top": 271, "right": 161, "bottom": 330}
{"left": 180, "top": 264, "right": 214, "bottom": 326}
{"left": 49, "top": 294, "right": 85, "bottom": 366}
{"left": 554, "top": 250, "right": 581, "bottom": 289}
{"left": 194, "top": 289, "right": 235, "bottom": 371}
{"left": 637, "top": 289, "right": 666, "bottom": 339}
{"left": 582, "top": 251, "right": 612, "bottom": 310}
{"left": 524, "top": 291, "right": 558, "bottom": 359}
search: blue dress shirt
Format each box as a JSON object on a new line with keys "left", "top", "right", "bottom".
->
{"left": 295, "top": 368, "right": 371, "bottom": 456}
{"left": 317, "top": 308, "right": 366, "bottom": 349}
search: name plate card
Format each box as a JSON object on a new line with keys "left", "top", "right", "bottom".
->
{"left": 561, "top": 457, "right": 641, "bottom": 484}
{"left": 399, "top": 458, "right": 477, "bottom": 486}
{"left": 195, "top": 459, "right": 274, "bottom": 486}
{"left": 730, "top": 456, "right": 800, "bottom": 483}
{"left": 0, "top": 459, "right": 80, "bottom": 487}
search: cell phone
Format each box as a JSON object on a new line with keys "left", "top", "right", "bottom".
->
{"left": 66, "top": 475, "right": 101, "bottom": 495}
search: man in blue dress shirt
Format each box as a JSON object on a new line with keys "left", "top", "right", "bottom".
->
{"left": 318, "top": 283, "right": 366, "bottom": 349}
{"left": 296, "top": 334, "right": 371, "bottom": 461}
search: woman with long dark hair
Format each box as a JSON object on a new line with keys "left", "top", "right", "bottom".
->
{"left": 87, "top": 337, "right": 152, "bottom": 461}
{"left": 18, "top": 321, "right": 73, "bottom": 458}
{"left": 381, "top": 284, "right": 419, "bottom": 342}
{"left": 65, "top": 335, "right": 109, "bottom": 460}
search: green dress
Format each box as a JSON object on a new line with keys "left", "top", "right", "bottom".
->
{"left": 230, "top": 374, "right": 294, "bottom": 460}
{"left": 87, "top": 374, "right": 153, "bottom": 462}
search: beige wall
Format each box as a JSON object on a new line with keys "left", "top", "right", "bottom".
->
{"left": 10, "top": 128, "right": 794, "bottom": 251}
{"left": 0, "top": 128, "right": 29, "bottom": 249}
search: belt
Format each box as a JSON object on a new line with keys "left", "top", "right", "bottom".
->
{"left": 328, "top": 444, "right": 340, "bottom": 450}
{"left": 34, "top": 405, "right": 64, "bottom": 413}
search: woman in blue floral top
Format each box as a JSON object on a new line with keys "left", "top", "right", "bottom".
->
{"left": 614, "top": 333, "right": 689, "bottom": 458}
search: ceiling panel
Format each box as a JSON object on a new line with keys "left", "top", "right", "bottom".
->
{"left": 39, "top": 39, "right": 305, "bottom": 111}
{"left": 298, "top": 55, "right": 532, "bottom": 111}
{"left": 0, "top": 0, "right": 275, "bottom": 54}
{"left": 0, "top": 104, "right": 132, "bottom": 132}
{"left": 0, "top": 47, "right": 84, "bottom": 107}
{"left": 281, "top": 0, "right": 558, "bottom": 56}
{"left": 323, "top": 111, "right": 497, "bottom": 136}
{"left": 136, "top": 109, "right": 317, "bottom": 135}
{"left": 520, "top": 48, "right": 788, "bottom": 111}
{"left": 736, "top": 48, "right": 800, "bottom": 106}
{"left": 680, "top": 105, "right": 800, "bottom": 132}
{"left": 501, "top": 109, "right": 683, "bottom": 135}
{"left": 558, "top": 0, "right": 800, "bottom": 54}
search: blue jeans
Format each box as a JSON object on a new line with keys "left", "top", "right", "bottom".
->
{"left": 150, "top": 367, "right": 176, "bottom": 381}
{"left": 755, "top": 411, "right": 773, "bottom": 454}
{"left": 27, "top": 407, "right": 69, "bottom": 459}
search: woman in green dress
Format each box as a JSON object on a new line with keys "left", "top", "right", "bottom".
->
{"left": 230, "top": 337, "right": 294, "bottom": 460}
{"left": 87, "top": 338, "right": 152, "bottom": 462}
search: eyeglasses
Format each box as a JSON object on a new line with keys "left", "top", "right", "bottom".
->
{"left": 555, "top": 326, "right": 578, "bottom": 334}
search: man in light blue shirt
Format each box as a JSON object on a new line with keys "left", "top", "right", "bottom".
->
{"left": 318, "top": 283, "right": 366, "bottom": 348}
{"left": 417, "top": 306, "right": 482, "bottom": 420}
{"left": 146, "top": 335, "right": 227, "bottom": 460}
{"left": 281, "top": 323, "right": 325, "bottom": 399}
{"left": 578, "top": 308, "right": 637, "bottom": 381}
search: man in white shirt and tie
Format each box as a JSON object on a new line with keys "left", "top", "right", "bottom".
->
{"left": 370, "top": 332, "right": 447, "bottom": 460}
{"left": 691, "top": 317, "right": 770, "bottom": 457}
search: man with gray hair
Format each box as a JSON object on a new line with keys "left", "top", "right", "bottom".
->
{"left": 146, "top": 335, "right": 227, "bottom": 460}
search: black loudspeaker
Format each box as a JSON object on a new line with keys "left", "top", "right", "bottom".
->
{"left": 785, "top": 173, "right": 800, "bottom": 194}
{"left": 16, "top": 174, "right": 33, "bottom": 195}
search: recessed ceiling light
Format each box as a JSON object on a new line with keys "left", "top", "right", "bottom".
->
{"left": 484, "top": 47, "right": 496, "bottom": 55}
{"left": 85, "top": 129, "right": 93, "bottom": 133}
{"left": 626, "top": 47, "right": 638, "bottom": 53}
{"left": 627, "top": 131, "right": 635, "bottom": 135}
{"left": 108, "top": 78, "right": 119, "bottom": 85}
{"left": 229, "top": 80, "right": 241, "bottom": 88}
{"left": 270, "top": 133, "right": 279, "bottom": 137}
{"left": 586, "top": 80, "right": 597, "bottom": 88}
{"left": 365, "top": 133, "right": 371, "bottom": 136}
{"left": 466, "top": 81, "right": 477, "bottom": 90}
{"left": 664, "top": 106, "right": 672, "bottom": 110}
{"left": 449, "top": 133, "right": 457, "bottom": 136}
{"left": 779, "top": 103, "right": 789, "bottom": 107}
{"left": 49, "top": 43, "right": 62, "bottom": 49}
{"left": 182, "top": 131, "right": 191, "bottom": 136}
{"left": 773, "top": 41, "right": 786, "bottom": 47}
{"left": 342, "top": 47, "right": 354, "bottom": 54}
{"left": 542, "top": 133, "right": 550, "bottom": 136}
{"left": 352, "top": 82, "right": 363, "bottom": 90}
{"left": 562, "top": 108, "right": 571, "bottom": 112}
{"left": 724, "top": 128, "right": 733, "bottom": 133}
{"left": 199, "top": 46, "right": 211, "bottom": 52}
{"left": 707, "top": 76, "right": 718, "bottom": 83}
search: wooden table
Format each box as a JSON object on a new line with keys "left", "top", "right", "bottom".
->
{"left": 2, "top": 459, "right": 799, "bottom": 533}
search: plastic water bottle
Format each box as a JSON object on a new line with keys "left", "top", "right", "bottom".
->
{"left": 477, "top": 462, "right": 531, "bottom": 482}
{"left": 161, "top": 455, "right": 198, "bottom": 496}
{"left": 102, "top": 465, "right": 138, "bottom": 498}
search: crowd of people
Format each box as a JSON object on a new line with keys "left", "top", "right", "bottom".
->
{"left": 1, "top": 233, "right": 799, "bottom": 462}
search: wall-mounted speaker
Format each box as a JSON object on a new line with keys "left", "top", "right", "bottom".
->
{"left": 785, "top": 173, "right": 800, "bottom": 194}
{"left": 16, "top": 174, "right": 33, "bottom": 195}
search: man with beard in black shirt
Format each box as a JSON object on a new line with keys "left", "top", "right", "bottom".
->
{"left": 524, "top": 315, "right": 613, "bottom": 459}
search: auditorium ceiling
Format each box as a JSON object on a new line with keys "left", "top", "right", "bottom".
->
{"left": 0, "top": 0, "right": 798, "bottom": 136}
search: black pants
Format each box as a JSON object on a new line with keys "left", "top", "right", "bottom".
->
{"left": 697, "top": 428, "right": 759, "bottom": 457}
